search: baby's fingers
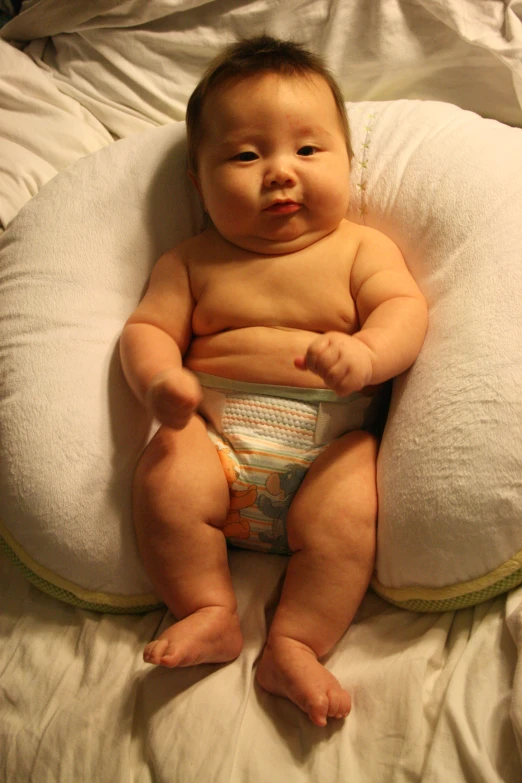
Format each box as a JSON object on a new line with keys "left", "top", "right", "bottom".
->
{"left": 150, "top": 369, "right": 200, "bottom": 407}
{"left": 303, "top": 334, "right": 341, "bottom": 377}
{"left": 169, "top": 369, "right": 203, "bottom": 410}
{"left": 147, "top": 369, "right": 202, "bottom": 429}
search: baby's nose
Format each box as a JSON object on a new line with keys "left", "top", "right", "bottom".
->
{"left": 263, "top": 161, "right": 296, "bottom": 188}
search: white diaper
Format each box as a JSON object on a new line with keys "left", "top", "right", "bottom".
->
{"left": 196, "top": 373, "right": 386, "bottom": 554}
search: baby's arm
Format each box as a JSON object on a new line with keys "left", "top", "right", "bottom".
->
{"left": 297, "top": 230, "right": 428, "bottom": 395}
{"left": 120, "top": 248, "right": 201, "bottom": 429}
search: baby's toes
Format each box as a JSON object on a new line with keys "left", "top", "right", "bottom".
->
{"left": 144, "top": 639, "right": 169, "bottom": 665}
{"left": 307, "top": 692, "right": 331, "bottom": 727}
{"left": 159, "top": 645, "right": 186, "bottom": 668}
{"left": 327, "top": 688, "right": 351, "bottom": 720}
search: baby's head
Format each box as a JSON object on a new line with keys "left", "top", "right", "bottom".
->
{"left": 186, "top": 35, "right": 352, "bottom": 176}
{"left": 186, "top": 36, "right": 352, "bottom": 253}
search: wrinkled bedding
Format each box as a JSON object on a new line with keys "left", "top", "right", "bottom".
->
{"left": 1, "top": 1, "right": 522, "bottom": 781}
{"left": 2, "top": 548, "right": 522, "bottom": 783}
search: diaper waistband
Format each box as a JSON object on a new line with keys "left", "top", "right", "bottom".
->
{"left": 194, "top": 372, "right": 364, "bottom": 406}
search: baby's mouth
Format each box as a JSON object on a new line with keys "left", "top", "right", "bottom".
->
{"left": 263, "top": 200, "right": 301, "bottom": 215}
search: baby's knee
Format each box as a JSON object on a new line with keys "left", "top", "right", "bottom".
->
{"left": 286, "top": 488, "right": 377, "bottom": 557}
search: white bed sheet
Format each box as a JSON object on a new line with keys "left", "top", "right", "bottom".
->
{"left": 0, "top": 36, "right": 112, "bottom": 229}
{"left": 2, "top": 545, "right": 522, "bottom": 782}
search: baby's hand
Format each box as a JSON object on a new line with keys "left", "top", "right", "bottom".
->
{"left": 295, "top": 332, "right": 374, "bottom": 396}
{"left": 146, "top": 368, "right": 202, "bottom": 430}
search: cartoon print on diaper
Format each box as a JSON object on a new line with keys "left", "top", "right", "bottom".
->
{"left": 215, "top": 442, "right": 308, "bottom": 554}
{"left": 215, "top": 446, "right": 257, "bottom": 540}
{"left": 257, "top": 464, "right": 308, "bottom": 552}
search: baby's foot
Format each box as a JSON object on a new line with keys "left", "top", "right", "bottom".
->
{"left": 144, "top": 606, "right": 243, "bottom": 667}
{"left": 256, "top": 636, "right": 351, "bottom": 727}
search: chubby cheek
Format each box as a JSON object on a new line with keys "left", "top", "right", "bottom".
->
{"left": 307, "top": 170, "right": 350, "bottom": 218}
{"left": 201, "top": 176, "right": 256, "bottom": 228}
{"left": 204, "top": 192, "right": 245, "bottom": 235}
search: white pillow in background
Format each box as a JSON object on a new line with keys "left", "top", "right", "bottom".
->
{"left": 0, "top": 101, "right": 520, "bottom": 612}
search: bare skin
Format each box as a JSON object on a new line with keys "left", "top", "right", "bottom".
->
{"left": 132, "top": 417, "right": 242, "bottom": 667}
{"left": 256, "top": 430, "right": 377, "bottom": 726}
{"left": 256, "top": 640, "right": 351, "bottom": 727}
{"left": 143, "top": 606, "right": 243, "bottom": 667}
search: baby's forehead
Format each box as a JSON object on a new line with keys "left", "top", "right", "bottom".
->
{"left": 208, "top": 69, "right": 329, "bottom": 104}
{"left": 200, "top": 71, "right": 337, "bottom": 130}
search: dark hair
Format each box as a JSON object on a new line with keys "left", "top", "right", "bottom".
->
{"left": 186, "top": 35, "right": 352, "bottom": 173}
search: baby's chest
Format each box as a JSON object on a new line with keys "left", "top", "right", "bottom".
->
{"left": 192, "top": 256, "right": 358, "bottom": 333}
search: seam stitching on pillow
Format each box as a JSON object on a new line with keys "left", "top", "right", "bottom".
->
{"left": 357, "top": 110, "right": 376, "bottom": 223}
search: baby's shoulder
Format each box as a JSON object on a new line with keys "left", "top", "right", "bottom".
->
{"left": 340, "top": 219, "right": 399, "bottom": 252}
{"left": 170, "top": 230, "right": 207, "bottom": 260}
{"left": 147, "top": 232, "right": 210, "bottom": 284}
{"left": 173, "top": 227, "right": 231, "bottom": 265}
{"left": 341, "top": 222, "right": 404, "bottom": 271}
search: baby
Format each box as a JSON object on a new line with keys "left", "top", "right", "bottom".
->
{"left": 120, "top": 35, "right": 428, "bottom": 728}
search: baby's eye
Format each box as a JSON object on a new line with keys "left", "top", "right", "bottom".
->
{"left": 297, "top": 145, "right": 316, "bottom": 156}
{"left": 233, "top": 151, "right": 258, "bottom": 162}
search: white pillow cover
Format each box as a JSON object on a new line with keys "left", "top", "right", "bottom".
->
{"left": 0, "top": 100, "right": 520, "bottom": 612}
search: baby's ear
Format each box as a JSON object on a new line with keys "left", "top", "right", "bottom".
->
{"left": 187, "top": 170, "right": 205, "bottom": 206}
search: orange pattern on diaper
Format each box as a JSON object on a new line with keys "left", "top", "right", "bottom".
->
{"left": 216, "top": 447, "right": 257, "bottom": 540}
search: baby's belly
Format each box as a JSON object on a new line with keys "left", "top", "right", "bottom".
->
{"left": 184, "top": 326, "right": 328, "bottom": 388}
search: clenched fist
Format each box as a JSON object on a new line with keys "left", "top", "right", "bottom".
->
{"left": 146, "top": 367, "right": 202, "bottom": 430}
{"left": 295, "top": 331, "right": 374, "bottom": 396}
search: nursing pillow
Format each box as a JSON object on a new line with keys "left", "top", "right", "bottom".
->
{"left": 0, "top": 100, "right": 521, "bottom": 612}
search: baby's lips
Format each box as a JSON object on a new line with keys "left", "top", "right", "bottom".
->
{"left": 263, "top": 200, "right": 301, "bottom": 214}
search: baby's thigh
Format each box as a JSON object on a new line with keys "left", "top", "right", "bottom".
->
{"left": 286, "top": 430, "right": 378, "bottom": 551}
{"left": 133, "top": 415, "right": 230, "bottom": 524}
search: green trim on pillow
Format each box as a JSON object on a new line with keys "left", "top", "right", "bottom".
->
{"left": 0, "top": 521, "right": 162, "bottom": 614}
{"left": 372, "top": 551, "right": 522, "bottom": 612}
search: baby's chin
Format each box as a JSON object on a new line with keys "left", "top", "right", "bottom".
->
{"left": 222, "top": 225, "right": 342, "bottom": 256}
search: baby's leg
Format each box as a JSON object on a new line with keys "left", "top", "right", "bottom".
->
{"left": 256, "top": 430, "right": 378, "bottom": 726}
{"left": 133, "top": 415, "right": 242, "bottom": 667}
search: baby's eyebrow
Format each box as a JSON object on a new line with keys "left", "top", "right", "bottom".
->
{"left": 217, "top": 125, "right": 333, "bottom": 147}
{"left": 217, "top": 129, "right": 262, "bottom": 147}
{"left": 294, "top": 125, "right": 332, "bottom": 138}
